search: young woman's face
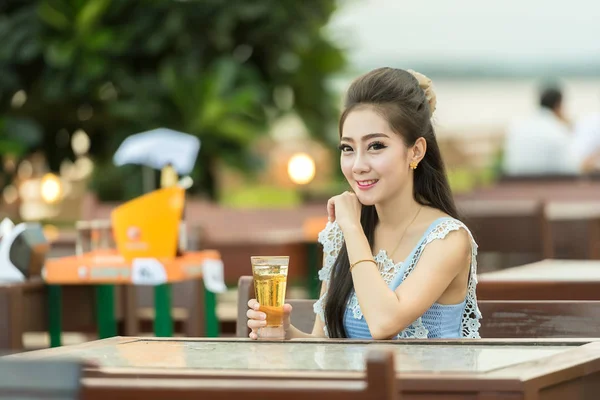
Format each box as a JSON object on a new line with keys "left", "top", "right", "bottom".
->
{"left": 339, "top": 107, "right": 412, "bottom": 206}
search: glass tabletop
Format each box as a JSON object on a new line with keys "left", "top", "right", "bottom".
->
{"left": 54, "top": 340, "right": 572, "bottom": 373}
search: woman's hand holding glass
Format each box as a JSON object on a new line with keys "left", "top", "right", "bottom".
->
{"left": 246, "top": 298, "right": 293, "bottom": 340}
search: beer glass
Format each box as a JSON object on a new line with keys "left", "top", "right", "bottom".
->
{"left": 250, "top": 256, "right": 289, "bottom": 339}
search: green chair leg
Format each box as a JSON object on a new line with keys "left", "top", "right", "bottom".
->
{"left": 154, "top": 283, "right": 173, "bottom": 337}
{"left": 95, "top": 285, "right": 117, "bottom": 338}
{"left": 204, "top": 289, "right": 219, "bottom": 337}
{"left": 47, "top": 285, "right": 62, "bottom": 347}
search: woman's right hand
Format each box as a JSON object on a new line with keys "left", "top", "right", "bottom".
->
{"left": 246, "top": 299, "right": 293, "bottom": 340}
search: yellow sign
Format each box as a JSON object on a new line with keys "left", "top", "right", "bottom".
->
{"left": 111, "top": 187, "right": 184, "bottom": 262}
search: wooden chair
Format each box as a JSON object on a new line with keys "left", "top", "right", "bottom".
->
{"left": 81, "top": 349, "right": 399, "bottom": 400}
{"left": 544, "top": 202, "right": 600, "bottom": 260}
{"left": 456, "top": 199, "right": 553, "bottom": 271}
{"left": 237, "top": 276, "right": 600, "bottom": 338}
{"left": 0, "top": 359, "right": 82, "bottom": 399}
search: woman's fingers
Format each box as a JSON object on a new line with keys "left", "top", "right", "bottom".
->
{"left": 327, "top": 197, "right": 336, "bottom": 222}
{"left": 246, "top": 308, "right": 266, "bottom": 320}
{"left": 247, "top": 301, "right": 267, "bottom": 332}
{"left": 247, "top": 319, "right": 267, "bottom": 329}
{"left": 247, "top": 299, "right": 259, "bottom": 310}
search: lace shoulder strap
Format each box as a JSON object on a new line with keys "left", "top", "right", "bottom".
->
{"left": 316, "top": 221, "right": 344, "bottom": 282}
{"left": 313, "top": 221, "right": 344, "bottom": 336}
{"left": 424, "top": 218, "right": 475, "bottom": 246}
{"left": 400, "top": 218, "right": 475, "bottom": 275}
{"left": 402, "top": 217, "right": 481, "bottom": 338}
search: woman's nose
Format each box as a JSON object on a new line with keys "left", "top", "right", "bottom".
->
{"left": 352, "top": 153, "right": 370, "bottom": 174}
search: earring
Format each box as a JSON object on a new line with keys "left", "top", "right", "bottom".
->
{"left": 409, "top": 161, "right": 418, "bottom": 170}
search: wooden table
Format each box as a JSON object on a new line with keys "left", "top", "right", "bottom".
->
{"left": 5, "top": 337, "right": 600, "bottom": 399}
{"left": 0, "top": 278, "right": 208, "bottom": 351}
{"left": 477, "top": 259, "right": 600, "bottom": 300}
{"left": 42, "top": 249, "right": 223, "bottom": 347}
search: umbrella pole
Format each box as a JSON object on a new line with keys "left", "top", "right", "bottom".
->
{"left": 142, "top": 166, "right": 155, "bottom": 193}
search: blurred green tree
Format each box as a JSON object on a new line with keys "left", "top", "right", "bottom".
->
{"left": 0, "top": 0, "right": 346, "bottom": 200}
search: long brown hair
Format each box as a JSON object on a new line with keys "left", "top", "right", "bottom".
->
{"left": 324, "top": 67, "right": 459, "bottom": 338}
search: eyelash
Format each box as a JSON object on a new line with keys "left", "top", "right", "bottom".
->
{"left": 338, "top": 141, "right": 387, "bottom": 152}
{"left": 369, "top": 141, "right": 387, "bottom": 150}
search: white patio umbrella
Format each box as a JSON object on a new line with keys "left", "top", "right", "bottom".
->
{"left": 113, "top": 128, "right": 201, "bottom": 192}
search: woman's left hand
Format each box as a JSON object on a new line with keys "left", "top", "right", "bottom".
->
{"left": 327, "top": 191, "right": 362, "bottom": 232}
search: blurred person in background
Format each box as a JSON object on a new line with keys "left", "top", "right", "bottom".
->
{"left": 502, "top": 86, "right": 578, "bottom": 176}
{"left": 571, "top": 108, "right": 600, "bottom": 173}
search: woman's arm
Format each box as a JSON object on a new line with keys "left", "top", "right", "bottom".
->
{"left": 287, "top": 254, "right": 329, "bottom": 339}
{"left": 287, "top": 282, "right": 328, "bottom": 339}
{"left": 343, "top": 225, "right": 470, "bottom": 339}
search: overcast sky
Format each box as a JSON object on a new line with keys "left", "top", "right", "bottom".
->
{"left": 326, "top": 0, "right": 600, "bottom": 74}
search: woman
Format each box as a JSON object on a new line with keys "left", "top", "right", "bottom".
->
{"left": 247, "top": 67, "right": 481, "bottom": 339}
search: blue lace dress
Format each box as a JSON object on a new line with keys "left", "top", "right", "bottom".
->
{"left": 312, "top": 217, "right": 482, "bottom": 339}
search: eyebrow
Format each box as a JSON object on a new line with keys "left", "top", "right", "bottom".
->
{"left": 340, "top": 133, "right": 389, "bottom": 142}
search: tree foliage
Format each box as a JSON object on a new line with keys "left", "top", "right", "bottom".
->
{"left": 0, "top": 0, "right": 346, "bottom": 200}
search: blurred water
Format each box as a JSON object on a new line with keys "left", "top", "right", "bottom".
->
{"left": 328, "top": 0, "right": 600, "bottom": 73}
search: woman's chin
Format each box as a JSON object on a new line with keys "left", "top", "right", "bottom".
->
{"left": 355, "top": 193, "right": 377, "bottom": 206}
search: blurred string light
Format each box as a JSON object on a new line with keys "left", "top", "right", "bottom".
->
{"left": 2, "top": 185, "right": 18, "bottom": 204}
{"left": 17, "top": 160, "right": 33, "bottom": 180}
{"left": 19, "top": 179, "right": 39, "bottom": 201}
{"left": 40, "top": 173, "right": 62, "bottom": 204}
{"left": 71, "top": 129, "right": 91, "bottom": 156}
{"left": 4, "top": 126, "right": 94, "bottom": 221}
{"left": 20, "top": 202, "right": 56, "bottom": 221}
{"left": 287, "top": 153, "right": 316, "bottom": 185}
{"left": 11, "top": 90, "right": 27, "bottom": 108}
{"left": 74, "top": 156, "right": 94, "bottom": 179}
{"left": 269, "top": 113, "right": 308, "bottom": 143}
{"left": 60, "top": 159, "right": 74, "bottom": 178}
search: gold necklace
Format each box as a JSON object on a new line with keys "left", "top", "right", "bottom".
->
{"left": 387, "top": 205, "right": 423, "bottom": 258}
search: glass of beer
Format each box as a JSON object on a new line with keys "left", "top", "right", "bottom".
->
{"left": 251, "top": 256, "right": 289, "bottom": 340}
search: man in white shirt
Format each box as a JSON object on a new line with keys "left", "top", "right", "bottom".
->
{"left": 571, "top": 112, "right": 600, "bottom": 173}
{"left": 502, "top": 87, "right": 578, "bottom": 176}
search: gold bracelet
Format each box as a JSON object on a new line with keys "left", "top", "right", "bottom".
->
{"left": 350, "top": 259, "right": 377, "bottom": 273}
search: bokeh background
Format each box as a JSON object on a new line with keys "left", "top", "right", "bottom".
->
{"left": 2, "top": 0, "right": 600, "bottom": 347}
{"left": 2, "top": 0, "right": 600, "bottom": 221}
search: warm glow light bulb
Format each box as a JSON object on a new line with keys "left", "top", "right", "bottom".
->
{"left": 287, "top": 153, "right": 315, "bottom": 185}
{"left": 40, "top": 173, "right": 62, "bottom": 203}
